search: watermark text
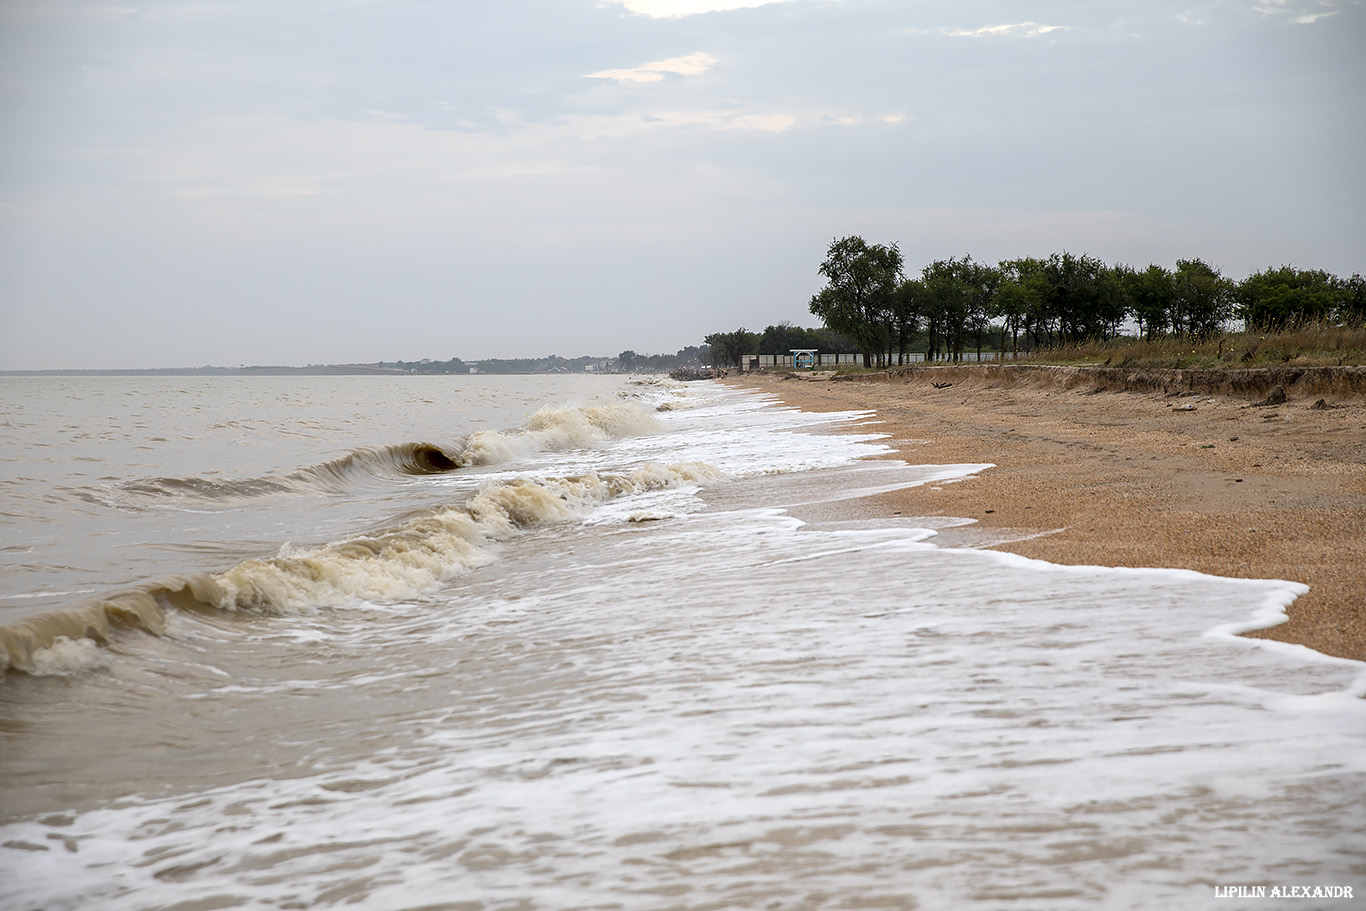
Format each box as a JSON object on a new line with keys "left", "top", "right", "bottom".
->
{"left": 1215, "top": 885, "right": 1354, "bottom": 899}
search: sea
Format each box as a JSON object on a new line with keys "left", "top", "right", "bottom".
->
{"left": 0, "top": 374, "right": 1362, "bottom": 911}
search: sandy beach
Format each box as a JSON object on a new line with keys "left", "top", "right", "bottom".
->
{"left": 729, "top": 366, "right": 1366, "bottom": 662}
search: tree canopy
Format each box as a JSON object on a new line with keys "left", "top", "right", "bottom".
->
{"left": 1237, "top": 266, "right": 1353, "bottom": 329}
{"left": 704, "top": 329, "right": 761, "bottom": 368}
{"left": 801, "top": 237, "right": 1360, "bottom": 362}
{"left": 757, "top": 322, "right": 857, "bottom": 356}
{"left": 808, "top": 236, "right": 905, "bottom": 367}
{"left": 702, "top": 238, "right": 1359, "bottom": 366}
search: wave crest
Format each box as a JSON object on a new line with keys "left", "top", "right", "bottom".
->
{"left": 461, "top": 403, "right": 660, "bottom": 465}
{"left": 116, "top": 442, "right": 464, "bottom": 505}
{"left": 209, "top": 462, "right": 713, "bottom": 614}
{"left": 298, "top": 442, "right": 464, "bottom": 488}
{"left": 111, "top": 402, "right": 661, "bottom": 505}
{"left": 0, "top": 461, "right": 721, "bottom": 674}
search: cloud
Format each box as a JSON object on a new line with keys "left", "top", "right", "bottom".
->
{"left": 1249, "top": 0, "right": 1342, "bottom": 22}
{"left": 940, "top": 22, "right": 1067, "bottom": 38}
{"left": 3, "top": 0, "right": 1362, "bottom": 369}
{"left": 598, "top": 0, "right": 791, "bottom": 18}
{"left": 586, "top": 51, "right": 720, "bottom": 84}
{"left": 642, "top": 110, "right": 797, "bottom": 132}
{"left": 0, "top": 3, "right": 138, "bottom": 23}
{"left": 559, "top": 106, "right": 907, "bottom": 140}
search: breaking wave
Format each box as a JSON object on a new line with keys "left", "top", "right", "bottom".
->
{"left": 112, "top": 403, "right": 661, "bottom": 506}
{"left": 460, "top": 402, "right": 661, "bottom": 465}
{"left": 0, "top": 462, "right": 719, "bottom": 674}
{"left": 118, "top": 442, "right": 464, "bottom": 503}
{"left": 27, "top": 635, "right": 111, "bottom": 677}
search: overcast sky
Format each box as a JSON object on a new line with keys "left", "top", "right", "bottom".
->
{"left": 1, "top": 0, "right": 1362, "bottom": 369}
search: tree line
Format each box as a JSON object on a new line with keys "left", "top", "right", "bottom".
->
{"left": 702, "top": 324, "right": 860, "bottom": 369}
{"left": 616, "top": 347, "right": 708, "bottom": 372}
{"left": 374, "top": 348, "right": 709, "bottom": 375}
{"left": 704, "top": 236, "right": 1365, "bottom": 369}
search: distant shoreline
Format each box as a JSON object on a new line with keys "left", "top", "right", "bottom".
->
{"left": 0, "top": 354, "right": 676, "bottom": 377}
{"left": 0, "top": 363, "right": 633, "bottom": 377}
{"left": 0, "top": 365, "right": 411, "bottom": 377}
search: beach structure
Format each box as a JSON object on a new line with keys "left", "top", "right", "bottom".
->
{"left": 743, "top": 351, "right": 865, "bottom": 369}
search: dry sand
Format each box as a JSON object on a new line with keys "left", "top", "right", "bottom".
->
{"left": 728, "top": 365, "right": 1366, "bottom": 662}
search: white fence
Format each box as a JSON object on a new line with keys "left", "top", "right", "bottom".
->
{"left": 746, "top": 353, "right": 867, "bottom": 369}
{"left": 744, "top": 351, "right": 1004, "bottom": 370}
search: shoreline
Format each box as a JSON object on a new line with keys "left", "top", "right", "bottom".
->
{"left": 727, "top": 366, "right": 1366, "bottom": 662}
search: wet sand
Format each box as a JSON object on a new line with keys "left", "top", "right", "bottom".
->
{"left": 729, "top": 366, "right": 1366, "bottom": 662}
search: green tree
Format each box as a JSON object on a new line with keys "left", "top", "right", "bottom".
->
{"left": 756, "top": 323, "right": 857, "bottom": 360}
{"left": 675, "top": 345, "right": 706, "bottom": 365}
{"left": 1119, "top": 264, "right": 1176, "bottom": 339}
{"left": 1096, "top": 265, "right": 1131, "bottom": 339}
{"left": 1237, "top": 266, "right": 1345, "bottom": 329}
{"left": 1343, "top": 274, "right": 1366, "bottom": 324}
{"left": 703, "top": 328, "right": 760, "bottom": 369}
{"left": 757, "top": 322, "right": 804, "bottom": 355}
{"left": 1042, "top": 252, "right": 1113, "bottom": 341}
{"left": 995, "top": 257, "right": 1050, "bottom": 353}
{"left": 890, "top": 279, "right": 926, "bottom": 364}
{"left": 1172, "top": 258, "right": 1234, "bottom": 339}
{"left": 702, "top": 333, "right": 725, "bottom": 367}
{"left": 921, "top": 260, "right": 964, "bottom": 361}
{"left": 921, "top": 256, "right": 996, "bottom": 361}
{"left": 963, "top": 259, "right": 1002, "bottom": 358}
{"left": 809, "top": 236, "right": 904, "bottom": 367}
